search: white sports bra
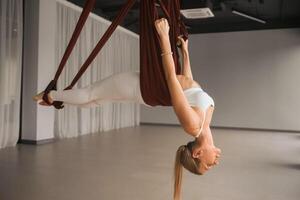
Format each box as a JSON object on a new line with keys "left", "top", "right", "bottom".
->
{"left": 183, "top": 87, "right": 215, "bottom": 138}
{"left": 183, "top": 87, "right": 215, "bottom": 111}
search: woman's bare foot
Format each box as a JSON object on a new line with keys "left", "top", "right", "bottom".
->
{"left": 32, "top": 91, "right": 53, "bottom": 105}
{"left": 32, "top": 91, "right": 44, "bottom": 101}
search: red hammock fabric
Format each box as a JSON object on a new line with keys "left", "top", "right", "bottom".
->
{"left": 140, "top": 0, "right": 188, "bottom": 106}
{"left": 42, "top": 0, "right": 188, "bottom": 109}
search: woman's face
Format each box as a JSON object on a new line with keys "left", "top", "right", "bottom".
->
{"left": 196, "top": 145, "right": 221, "bottom": 174}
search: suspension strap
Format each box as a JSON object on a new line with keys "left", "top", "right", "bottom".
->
{"left": 67, "top": 0, "right": 136, "bottom": 89}
{"left": 54, "top": 0, "right": 96, "bottom": 82}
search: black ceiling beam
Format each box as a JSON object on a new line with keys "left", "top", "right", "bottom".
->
{"left": 66, "top": 0, "right": 300, "bottom": 35}
{"left": 99, "top": 1, "right": 139, "bottom": 12}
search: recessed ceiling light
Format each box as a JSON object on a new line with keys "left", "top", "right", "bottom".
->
{"left": 180, "top": 8, "right": 214, "bottom": 19}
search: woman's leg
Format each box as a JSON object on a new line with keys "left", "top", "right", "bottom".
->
{"left": 49, "top": 71, "right": 147, "bottom": 107}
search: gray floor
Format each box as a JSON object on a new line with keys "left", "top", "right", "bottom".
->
{"left": 0, "top": 125, "right": 299, "bottom": 200}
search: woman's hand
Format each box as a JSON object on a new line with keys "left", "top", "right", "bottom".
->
{"left": 154, "top": 18, "right": 170, "bottom": 38}
{"left": 154, "top": 18, "right": 172, "bottom": 53}
{"left": 177, "top": 36, "right": 188, "bottom": 52}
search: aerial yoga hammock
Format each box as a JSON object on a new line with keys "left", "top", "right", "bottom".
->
{"left": 41, "top": 0, "right": 188, "bottom": 109}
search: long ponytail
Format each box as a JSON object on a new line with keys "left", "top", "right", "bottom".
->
{"left": 173, "top": 141, "right": 201, "bottom": 200}
{"left": 174, "top": 145, "right": 185, "bottom": 200}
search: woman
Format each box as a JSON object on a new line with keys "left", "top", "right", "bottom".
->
{"left": 34, "top": 18, "right": 221, "bottom": 200}
{"left": 154, "top": 18, "right": 221, "bottom": 200}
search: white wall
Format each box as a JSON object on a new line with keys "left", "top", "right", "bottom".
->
{"left": 141, "top": 28, "right": 300, "bottom": 132}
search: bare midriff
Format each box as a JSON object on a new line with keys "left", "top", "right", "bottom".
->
{"left": 176, "top": 75, "right": 201, "bottom": 90}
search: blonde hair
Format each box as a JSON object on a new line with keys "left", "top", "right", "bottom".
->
{"left": 173, "top": 141, "right": 201, "bottom": 200}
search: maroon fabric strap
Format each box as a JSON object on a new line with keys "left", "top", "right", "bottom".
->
{"left": 140, "top": 0, "right": 188, "bottom": 106}
{"left": 67, "top": 0, "right": 136, "bottom": 89}
{"left": 54, "top": 0, "right": 96, "bottom": 82}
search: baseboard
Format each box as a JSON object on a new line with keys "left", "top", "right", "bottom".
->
{"left": 140, "top": 122, "right": 300, "bottom": 133}
{"left": 212, "top": 126, "right": 300, "bottom": 133}
{"left": 19, "top": 138, "right": 55, "bottom": 145}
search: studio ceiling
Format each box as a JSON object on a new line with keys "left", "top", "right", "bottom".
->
{"left": 67, "top": 0, "right": 300, "bottom": 34}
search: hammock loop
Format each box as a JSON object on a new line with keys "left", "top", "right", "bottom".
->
{"left": 42, "top": 80, "right": 65, "bottom": 109}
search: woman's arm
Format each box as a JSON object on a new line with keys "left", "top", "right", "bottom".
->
{"left": 182, "top": 48, "right": 193, "bottom": 80}
{"left": 178, "top": 37, "right": 193, "bottom": 80}
{"left": 155, "top": 19, "right": 203, "bottom": 136}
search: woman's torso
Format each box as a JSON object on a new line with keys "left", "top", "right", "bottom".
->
{"left": 176, "top": 75, "right": 214, "bottom": 128}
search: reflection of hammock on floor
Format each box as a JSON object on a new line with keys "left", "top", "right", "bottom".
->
{"left": 42, "top": 0, "right": 188, "bottom": 109}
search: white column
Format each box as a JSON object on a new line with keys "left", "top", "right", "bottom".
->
{"left": 22, "top": 0, "right": 57, "bottom": 143}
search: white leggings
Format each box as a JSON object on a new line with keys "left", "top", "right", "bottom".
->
{"left": 49, "top": 71, "right": 148, "bottom": 108}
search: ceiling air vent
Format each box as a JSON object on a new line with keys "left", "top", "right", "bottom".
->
{"left": 180, "top": 8, "right": 214, "bottom": 19}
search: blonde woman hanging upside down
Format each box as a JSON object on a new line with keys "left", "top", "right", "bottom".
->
{"left": 33, "top": 18, "right": 221, "bottom": 200}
